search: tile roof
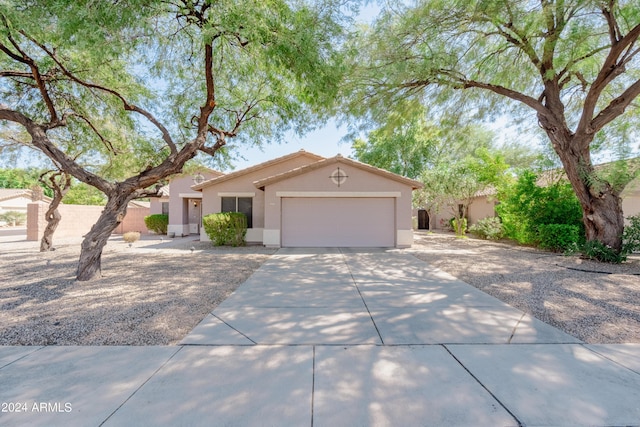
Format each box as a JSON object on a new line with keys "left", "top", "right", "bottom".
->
{"left": 253, "top": 154, "right": 423, "bottom": 190}
{"left": 191, "top": 150, "right": 325, "bottom": 190}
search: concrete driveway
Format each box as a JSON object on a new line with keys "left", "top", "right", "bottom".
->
{"left": 1, "top": 248, "right": 640, "bottom": 426}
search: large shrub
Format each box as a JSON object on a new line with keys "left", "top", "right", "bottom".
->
{"left": 203, "top": 212, "right": 247, "bottom": 247}
{"left": 144, "top": 214, "right": 168, "bottom": 234}
{"left": 469, "top": 217, "right": 503, "bottom": 240}
{"left": 496, "top": 170, "right": 584, "bottom": 245}
{"left": 622, "top": 214, "right": 640, "bottom": 255}
{"left": 538, "top": 224, "right": 580, "bottom": 252}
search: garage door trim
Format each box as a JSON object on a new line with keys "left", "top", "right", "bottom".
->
{"left": 276, "top": 191, "right": 401, "bottom": 198}
{"left": 281, "top": 197, "right": 396, "bottom": 247}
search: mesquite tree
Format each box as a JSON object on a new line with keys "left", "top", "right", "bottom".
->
{"left": 38, "top": 169, "right": 71, "bottom": 252}
{"left": 0, "top": 0, "right": 346, "bottom": 280}
{"left": 345, "top": 0, "right": 640, "bottom": 256}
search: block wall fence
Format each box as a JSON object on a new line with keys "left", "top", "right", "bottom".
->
{"left": 26, "top": 202, "right": 150, "bottom": 241}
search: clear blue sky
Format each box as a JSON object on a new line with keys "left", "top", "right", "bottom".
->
{"left": 228, "top": 120, "right": 353, "bottom": 170}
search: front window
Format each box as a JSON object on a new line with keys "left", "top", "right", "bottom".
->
{"left": 221, "top": 197, "right": 253, "bottom": 228}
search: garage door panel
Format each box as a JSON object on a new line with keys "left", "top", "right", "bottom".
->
{"left": 282, "top": 198, "right": 394, "bottom": 247}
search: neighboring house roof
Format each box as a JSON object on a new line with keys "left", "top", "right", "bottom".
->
{"left": 0, "top": 188, "right": 53, "bottom": 204}
{"left": 157, "top": 184, "right": 170, "bottom": 198}
{"left": 253, "top": 154, "right": 424, "bottom": 190}
{"left": 128, "top": 200, "right": 151, "bottom": 208}
{"left": 192, "top": 150, "right": 325, "bottom": 191}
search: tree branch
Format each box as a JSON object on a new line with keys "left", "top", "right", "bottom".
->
{"left": 578, "top": 13, "right": 640, "bottom": 136}
{"left": 21, "top": 33, "right": 179, "bottom": 155}
{"left": 0, "top": 24, "right": 59, "bottom": 123}
{"left": 0, "top": 108, "right": 114, "bottom": 194}
{"left": 590, "top": 79, "right": 640, "bottom": 133}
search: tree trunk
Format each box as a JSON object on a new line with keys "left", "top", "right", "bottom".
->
{"left": 547, "top": 131, "right": 625, "bottom": 252}
{"left": 76, "top": 192, "right": 132, "bottom": 281}
{"left": 40, "top": 208, "right": 61, "bottom": 252}
{"left": 39, "top": 172, "right": 71, "bottom": 252}
{"left": 581, "top": 188, "right": 625, "bottom": 251}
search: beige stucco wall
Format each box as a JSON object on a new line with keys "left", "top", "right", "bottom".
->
{"left": 467, "top": 196, "right": 497, "bottom": 226}
{"left": 167, "top": 172, "right": 218, "bottom": 236}
{"left": 262, "top": 160, "right": 414, "bottom": 247}
{"left": 199, "top": 153, "right": 321, "bottom": 242}
{"left": 149, "top": 196, "right": 169, "bottom": 215}
{"left": 27, "top": 202, "right": 149, "bottom": 241}
{"left": 431, "top": 195, "right": 496, "bottom": 230}
{"left": 623, "top": 195, "right": 640, "bottom": 223}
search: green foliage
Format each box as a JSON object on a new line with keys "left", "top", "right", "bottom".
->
{"left": 469, "top": 217, "right": 503, "bottom": 240}
{"left": 0, "top": 168, "right": 53, "bottom": 197}
{"left": 538, "top": 224, "right": 581, "bottom": 253}
{"left": 496, "top": 171, "right": 584, "bottom": 244}
{"left": 450, "top": 217, "right": 467, "bottom": 236}
{"left": 0, "top": 210, "right": 26, "bottom": 226}
{"left": 582, "top": 240, "right": 626, "bottom": 264}
{"left": 622, "top": 214, "right": 640, "bottom": 256}
{"left": 341, "top": 1, "right": 640, "bottom": 256}
{"left": 62, "top": 182, "right": 106, "bottom": 205}
{"left": 203, "top": 213, "right": 247, "bottom": 247}
{"left": 351, "top": 110, "right": 438, "bottom": 179}
{"left": 144, "top": 214, "right": 168, "bottom": 235}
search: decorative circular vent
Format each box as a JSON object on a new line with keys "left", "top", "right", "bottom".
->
{"left": 193, "top": 173, "right": 205, "bottom": 185}
{"left": 330, "top": 167, "right": 348, "bottom": 187}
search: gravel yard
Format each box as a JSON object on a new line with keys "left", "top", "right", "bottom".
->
{"left": 1, "top": 231, "right": 638, "bottom": 345}
{"left": 0, "top": 235, "right": 275, "bottom": 345}
{"left": 409, "top": 231, "right": 640, "bottom": 344}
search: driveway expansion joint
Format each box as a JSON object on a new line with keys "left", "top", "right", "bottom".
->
{"left": 442, "top": 344, "right": 524, "bottom": 427}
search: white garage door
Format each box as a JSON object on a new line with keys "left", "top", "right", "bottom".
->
{"left": 281, "top": 197, "right": 395, "bottom": 247}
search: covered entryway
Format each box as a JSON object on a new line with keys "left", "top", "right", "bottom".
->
{"left": 281, "top": 197, "right": 395, "bottom": 247}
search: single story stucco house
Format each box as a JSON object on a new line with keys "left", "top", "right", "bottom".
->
{"left": 157, "top": 150, "right": 422, "bottom": 248}
{"left": 0, "top": 188, "right": 52, "bottom": 215}
{"left": 149, "top": 169, "right": 223, "bottom": 237}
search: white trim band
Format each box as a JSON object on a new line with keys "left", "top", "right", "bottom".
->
{"left": 218, "top": 192, "right": 256, "bottom": 197}
{"left": 178, "top": 193, "right": 203, "bottom": 199}
{"left": 275, "top": 191, "right": 401, "bottom": 198}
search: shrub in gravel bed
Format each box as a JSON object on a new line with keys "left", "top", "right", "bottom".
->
{"left": 582, "top": 214, "right": 640, "bottom": 263}
{"left": 469, "top": 217, "right": 503, "bottom": 240}
{"left": 123, "top": 231, "right": 141, "bottom": 243}
{"left": 203, "top": 212, "right": 247, "bottom": 246}
{"left": 144, "top": 214, "right": 168, "bottom": 234}
{"left": 622, "top": 214, "right": 640, "bottom": 255}
{"left": 538, "top": 224, "right": 580, "bottom": 252}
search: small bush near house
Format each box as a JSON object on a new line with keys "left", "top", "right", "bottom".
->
{"left": 469, "top": 217, "right": 503, "bottom": 240}
{"left": 123, "top": 231, "right": 141, "bottom": 243}
{"left": 144, "top": 214, "right": 168, "bottom": 234}
{"left": 538, "top": 224, "right": 580, "bottom": 252}
{"left": 0, "top": 210, "right": 26, "bottom": 226}
{"left": 203, "top": 212, "right": 247, "bottom": 247}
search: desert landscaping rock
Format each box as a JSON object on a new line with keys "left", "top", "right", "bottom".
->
{"left": 0, "top": 236, "right": 275, "bottom": 345}
{"left": 1, "top": 231, "right": 638, "bottom": 345}
{"left": 410, "top": 231, "right": 640, "bottom": 344}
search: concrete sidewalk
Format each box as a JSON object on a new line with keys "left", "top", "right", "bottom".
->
{"left": 1, "top": 248, "right": 640, "bottom": 426}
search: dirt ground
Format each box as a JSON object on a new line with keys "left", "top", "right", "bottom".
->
{"left": 409, "top": 231, "right": 640, "bottom": 344}
{"left": 1, "top": 231, "right": 638, "bottom": 345}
